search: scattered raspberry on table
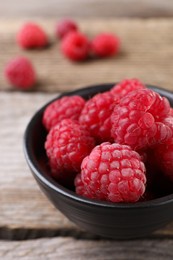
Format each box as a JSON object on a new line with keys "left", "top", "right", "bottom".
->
{"left": 17, "top": 22, "right": 48, "bottom": 49}
{"left": 91, "top": 33, "right": 120, "bottom": 58}
{"left": 4, "top": 56, "right": 36, "bottom": 90}
{"left": 43, "top": 95, "right": 85, "bottom": 131}
{"left": 55, "top": 19, "right": 78, "bottom": 39}
{"left": 75, "top": 142, "right": 146, "bottom": 202}
{"left": 61, "top": 31, "right": 90, "bottom": 61}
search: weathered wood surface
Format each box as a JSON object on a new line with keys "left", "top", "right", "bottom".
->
{"left": 1, "top": 18, "right": 173, "bottom": 259}
{"left": 1, "top": 19, "right": 173, "bottom": 92}
{"left": 1, "top": 237, "right": 173, "bottom": 260}
{"left": 1, "top": 0, "right": 173, "bottom": 18}
{"left": 0, "top": 92, "right": 73, "bottom": 233}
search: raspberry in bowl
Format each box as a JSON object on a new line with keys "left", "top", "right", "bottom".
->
{"left": 24, "top": 82, "right": 173, "bottom": 239}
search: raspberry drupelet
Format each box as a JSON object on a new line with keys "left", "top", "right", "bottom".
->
{"left": 75, "top": 142, "right": 146, "bottom": 202}
{"left": 111, "top": 88, "right": 172, "bottom": 150}
{"left": 43, "top": 95, "right": 85, "bottom": 131}
{"left": 45, "top": 119, "right": 95, "bottom": 185}
{"left": 79, "top": 91, "right": 119, "bottom": 143}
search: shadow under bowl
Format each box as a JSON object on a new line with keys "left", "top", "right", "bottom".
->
{"left": 23, "top": 83, "right": 173, "bottom": 239}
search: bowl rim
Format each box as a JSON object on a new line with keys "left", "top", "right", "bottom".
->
{"left": 23, "top": 83, "right": 173, "bottom": 209}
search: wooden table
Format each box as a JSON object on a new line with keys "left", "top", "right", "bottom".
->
{"left": 1, "top": 19, "right": 173, "bottom": 259}
{"left": 1, "top": 0, "right": 173, "bottom": 18}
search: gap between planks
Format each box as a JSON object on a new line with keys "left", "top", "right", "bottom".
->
{"left": 1, "top": 226, "right": 173, "bottom": 241}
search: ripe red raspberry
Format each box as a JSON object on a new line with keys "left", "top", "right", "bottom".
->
{"left": 110, "top": 78, "right": 146, "bottom": 98}
{"left": 75, "top": 142, "right": 146, "bottom": 202}
{"left": 45, "top": 119, "right": 95, "bottom": 185}
{"left": 4, "top": 57, "right": 36, "bottom": 90}
{"left": 111, "top": 89, "right": 172, "bottom": 150}
{"left": 17, "top": 22, "right": 48, "bottom": 49}
{"left": 55, "top": 19, "right": 78, "bottom": 39}
{"left": 79, "top": 91, "right": 119, "bottom": 143}
{"left": 154, "top": 138, "right": 173, "bottom": 182}
{"left": 43, "top": 95, "right": 85, "bottom": 131}
{"left": 91, "top": 33, "right": 120, "bottom": 58}
{"left": 61, "top": 32, "right": 89, "bottom": 61}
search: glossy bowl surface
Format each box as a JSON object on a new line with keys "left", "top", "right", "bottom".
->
{"left": 24, "top": 84, "right": 173, "bottom": 239}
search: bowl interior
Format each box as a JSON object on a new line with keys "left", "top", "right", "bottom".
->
{"left": 24, "top": 84, "right": 173, "bottom": 208}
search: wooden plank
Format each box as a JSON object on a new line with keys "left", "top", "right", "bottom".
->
{"left": 1, "top": 237, "right": 173, "bottom": 260}
{"left": 1, "top": 0, "right": 173, "bottom": 18}
{"left": 0, "top": 92, "right": 173, "bottom": 238}
{"left": 0, "top": 92, "right": 75, "bottom": 232}
{"left": 1, "top": 19, "right": 173, "bottom": 92}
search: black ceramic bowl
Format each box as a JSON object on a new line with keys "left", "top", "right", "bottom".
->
{"left": 24, "top": 84, "right": 173, "bottom": 239}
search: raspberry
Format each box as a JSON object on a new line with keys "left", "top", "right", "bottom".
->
{"left": 61, "top": 32, "right": 89, "bottom": 61}
{"left": 110, "top": 78, "right": 146, "bottom": 98}
{"left": 79, "top": 91, "right": 119, "bottom": 142}
{"left": 17, "top": 22, "right": 48, "bottom": 49}
{"left": 55, "top": 19, "right": 78, "bottom": 39}
{"left": 45, "top": 119, "right": 95, "bottom": 185}
{"left": 111, "top": 89, "right": 172, "bottom": 150}
{"left": 91, "top": 33, "right": 120, "bottom": 58}
{"left": 4, "top": 57, "right": 36, "bottom": 90}
{"left": 154, "top": 138, "right": 173, "bottom": 182}
{"left": 43, "top": 95, "right": 85, "bottom": 131}
{"left": 75, "top": 142, "right": 146, "bottom": 202}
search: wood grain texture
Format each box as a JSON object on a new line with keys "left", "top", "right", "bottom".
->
{"left": 0, "top": 92, "right": 173, "bottom": 239}
{"left": 1, "top": 0, "right": 173, "bottom": 18}
{"left": 0, "top": 92, "right": 74, "bottom": 232}
{"left": 1, "top": 19, "right": 173, "bottom": 92}
{"left": 1, "top": 237, "right": 173, "bottom": 260}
